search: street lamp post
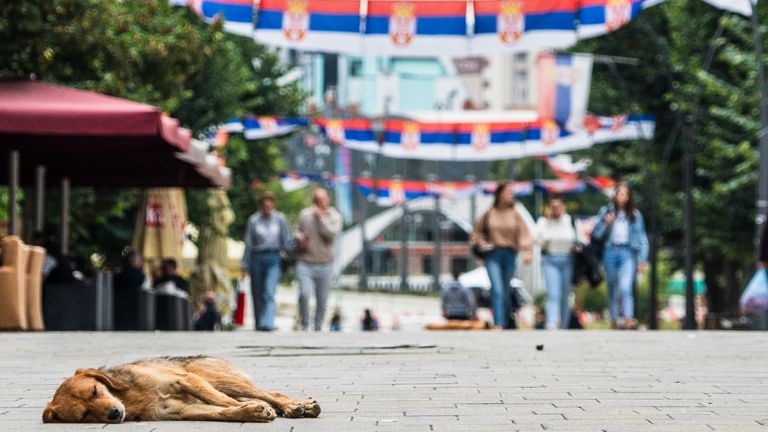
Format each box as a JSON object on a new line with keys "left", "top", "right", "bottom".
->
{"left": 392, "top": 173, "right": 409, "bottom": 292}
{"left": 359, "top": 169, "right": 371, "bottom": 291}
{"left": 427, "top": 174, "right": 441, "bottom": 292}
{"left": 750, "top": 1, "right": 768, "bottom": 262}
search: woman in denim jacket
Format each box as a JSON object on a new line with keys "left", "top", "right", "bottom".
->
{"left": 592, "top": 183, "right": 649, "bottom": 329}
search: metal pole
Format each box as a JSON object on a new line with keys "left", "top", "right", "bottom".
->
{"left": 682, "top": 128, "right": 696, "bottom": 330}
{"left": 400, "top": 201, "right": 408, "bottom": 292}
{"left": 467, "top": 174, "right": 477, "bottom": 225}
{"left": 649, "top": 185, "right": 659, "bottom": 330}
{"left": 358, "top": 171, "right": 370, "bottom": 291}
{"left": 61, "top": 177, "right": 70, "bottom": 255}
{"left": 428, "top": 174, "right": 441, "bottom": 292}
{"left": 750, "top": 1, "right": 768, "bottom": 261}
{"left": 8, "top": 150, "right": 19, "bottom": 236}
{"left": 35, "top": 165, "right": 45, "bottom": 233}
{"left": 534, "top": 158, "right": 543, "bottom": 219}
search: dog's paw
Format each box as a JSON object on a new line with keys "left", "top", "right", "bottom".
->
{"left": 302, "top": 397, "right": 321, "bottom": 418}
{"left": 239, "top": 402, "right": 277, "bottom": 422}
{"left": 281, "top": 402, "right": 304, "bottom": 418}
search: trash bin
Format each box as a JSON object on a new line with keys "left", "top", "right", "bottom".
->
{"left": 154, "top": 282, "right": 192, "bottom": 331}
{"left": 747, "top": 311, "right": 768, "bottom": 330}
{"left": 114, "top": 286, "right": 155, "bottom": 331}
{"left": 43, "top": 271, "right": 114, "bottom": 331}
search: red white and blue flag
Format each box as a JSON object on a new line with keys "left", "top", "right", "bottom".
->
{"left": 546, "top": 154, "right": 591, "bottom": 180}
{"left": 254, "top": 0, "right": 363, "bottom": 54}
{"left": 524, "top": 114, "right": 654, "bottom": 156}
{"left": 577, "top": 0, "right": 657, "bottom": 40}
{"left": 378, "top": 120, "right": 529, "bottom": 161}
{"left": 314, "top": 118, "right": 379, "bottom": 152}
{"left": 241, "top": 116, "right": 308, "bottom": 139}
{"left": 220, "top": 116, "right": 308, "bottom": 139}
{"left": 537, "top": 53, "right": 593, "bottom": 132}
{"left": 363, "top": 0, "right": 470, "bottom": 56}
{"left": 220, "top": 113, "right": 654, "bottom": 160}
{"left": 470, "top": 0, "right": 578, "bottom": 54}
{"left": 201, "top": 0, "right": 254, "bottom": 36}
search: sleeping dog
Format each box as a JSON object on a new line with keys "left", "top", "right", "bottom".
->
{"left": 43, "top": 356, "right": 320, "bottom": 423}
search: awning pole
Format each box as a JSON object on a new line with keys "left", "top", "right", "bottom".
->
{"left": 61, "top": 177, "right": 70, "bottom": 254}
{"left": 35, "top": 165, "right": 45, "bottom": 233}
{"left": 8, "top": 151, "right": 19, "bottom": 236}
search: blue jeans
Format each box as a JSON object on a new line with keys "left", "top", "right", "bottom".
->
{"left": 603, "top": 245, "right": 636, "bottom": 321}
{"left": 484, "top": 248, "right": 517, "bottom": 328}
{"left": 542, "top": 254, "right": 574, "bottom": 329}
{"left": 249, "top": 251, "right": 281, "bottom": 331}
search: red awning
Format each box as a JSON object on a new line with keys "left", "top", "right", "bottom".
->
{"left": 0, "top": 79, "right": 224, "bottom": 188}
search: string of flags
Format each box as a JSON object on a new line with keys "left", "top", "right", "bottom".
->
{"left": 195, "top": 0, "right": 663, "bottom": 55}
{"left": 181, "top": 0, "right": 757, "bottom": 56}
{"left": 219, "top": 113, "right": 654, "bottom": 161}
{"left": 278, "top": 171, "right": 616, "bottom": 206}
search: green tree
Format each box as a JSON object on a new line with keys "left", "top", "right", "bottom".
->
{"left": 574, "top": 2, "right": 767, "bottom": 318}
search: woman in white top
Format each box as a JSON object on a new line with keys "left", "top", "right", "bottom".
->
{"left": 536, "top": 197, "right": 578, "bottom": 329}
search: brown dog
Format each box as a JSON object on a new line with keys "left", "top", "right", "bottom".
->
{"left": 42, "top": 356, "right": 320, "bottom": 423}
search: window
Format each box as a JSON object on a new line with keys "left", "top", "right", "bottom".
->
{"left": 349, "top": 59, "right": 363, "bottom": 77}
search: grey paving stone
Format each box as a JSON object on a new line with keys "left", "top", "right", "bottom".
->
{"left": 4, "top": 331, "right": 768, "bottom": 431}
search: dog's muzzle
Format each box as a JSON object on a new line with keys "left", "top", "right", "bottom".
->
{"left": 107, "top": 408, "right": 123, "bottom": 423}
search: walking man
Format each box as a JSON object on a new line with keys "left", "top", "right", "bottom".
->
{"left": 295, "top": 188, "right": 342, "bottom": 331}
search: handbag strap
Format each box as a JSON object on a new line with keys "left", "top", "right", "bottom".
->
{"left": 481, "top": 210, "right": 492, "bottom": 242}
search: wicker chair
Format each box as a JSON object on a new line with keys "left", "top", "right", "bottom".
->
{"left": 0, "top": 236, "right": 30, "bottom": 330}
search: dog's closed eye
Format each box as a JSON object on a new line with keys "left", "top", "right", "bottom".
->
{"left": 92, "top": 386, "right": 97, "bottom": 398}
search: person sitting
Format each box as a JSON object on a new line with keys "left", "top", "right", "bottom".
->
{"left": 194, "top": 291, "right": 221, "bottom": 331}
{"left": 441, "top": 270, "right": 476, "bottom": 321}
{"left": 113, "top": 250, "right": 147, "bottom": 291}
{"left": 153, "top": 258, "right": 188, "bottom": 293}
{"left": 361, "top": 309, "right": 379, "bottom": 331}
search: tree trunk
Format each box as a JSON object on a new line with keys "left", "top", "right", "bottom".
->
{"left": 703, "top": 255, "right": 725, "bottom": 314}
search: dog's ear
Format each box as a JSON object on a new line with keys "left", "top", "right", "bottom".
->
{"left": 42, "top": 406, "right": 58, "bottom": 423}
{"left": 75, "top": 369, "right": 129, "bottom": 392}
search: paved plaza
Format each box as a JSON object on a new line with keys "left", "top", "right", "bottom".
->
{"left": 2, "top": 330, "right": 768, "bottom": 431}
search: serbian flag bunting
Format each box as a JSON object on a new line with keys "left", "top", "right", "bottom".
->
{"left": 470, "top": 0, "right": 579, "bottom": 54}
{"left": 201, "top": 0, "right": 254, "bottom": 36}
{"left": 220, "top": 118, "right": 245, "bottom": 133}
{"left": 241, "top": 116, "right": 309, "bottom": 139}
{"left": 524, "top": 114, "right": 653, "bottom": 157}
{"left": 588, "top": 114, "right": 655, "bottom": 143}
{"left": 535, "top": 178, "right": 588, "bottom": 194}
{"left": 355, "top": 178, "right": 431, "bottom": 205}
{"left": 255, "top": 0, "right": 364, "bottom": 54}
{"left": 577, "top": 0, "right": 659, "bottom": 40}
{"left": 546, "top": 154, "right": 591, "bottom": 180}
{"left": 314, "top": 118, "right": 379, "bottom": 152}
{"left": 362, "top": 0, "right": 470, "bottom": 56}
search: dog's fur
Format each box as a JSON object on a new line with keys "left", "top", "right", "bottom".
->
{"left": 42, "top": 356, "right": 320, "bottom": 423}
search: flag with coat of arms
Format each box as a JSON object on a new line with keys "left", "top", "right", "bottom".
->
{"left": 536, "top": 53, "right": 594, "bottom": 133}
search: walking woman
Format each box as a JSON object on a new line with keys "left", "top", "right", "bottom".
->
{"left": 471, "top": 182, "right": 532, "bottom": 328}
{"left": 241, "top": 191, "right": 293, "bottom": 331}
{"left": 536, "top": 197, "right": 578, "bottom": 330}
{"left": 592, "top": 182, "right": 649, "bottom": 329}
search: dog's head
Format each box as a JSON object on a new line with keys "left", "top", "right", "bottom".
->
{"left": 43, "top": 369, "right": 129, "bottom": 423}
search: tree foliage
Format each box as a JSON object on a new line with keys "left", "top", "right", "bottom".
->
{"left": 574, "top": 2, "right": 768, "bottom": 316}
